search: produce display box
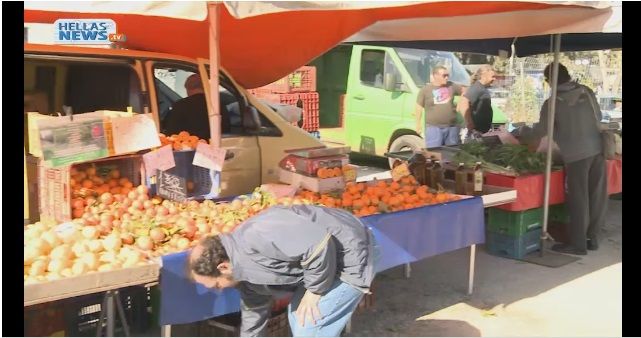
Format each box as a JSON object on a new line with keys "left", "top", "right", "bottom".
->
{"left": 24, "top": 262, "right": 159, "bottom": 307}
{"left": 154, "top": 150, "right": 214, "bottom": 200}
{"left": 28, "top": 111, "right": 160, "bottom": 167}
{"left": 279, "top": 154, "right": 349, "bottom": 177}
{"left": 63, "top": 286, "right": 151, "bottom": 337}
{"left": 487, "top": 207, "right": 543, "bottom": 237}
{"left": 485, "top": 170, "right": 565, "bottom": 211}
{"left": 285, "top": 145, "right": 351, "bottom": 158}
{"left": 279, "top": 168, "right": 345, "bottom": 193}
{"left": 485, "top": 228, "right": 541, "bottom": 260}
{"left": 38, "top": 154, "right": 143, "bottom": 224}
{"left": 26, "top": 154, "right": 40, "bottom": 224}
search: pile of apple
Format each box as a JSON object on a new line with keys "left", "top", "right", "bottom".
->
{"left": 25, "top": 185, "right": 315, "bottom": 284}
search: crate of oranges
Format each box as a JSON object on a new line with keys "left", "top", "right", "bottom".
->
{"left": 278, "top": 154, "right": 349, "bottom": 177}
{"left": 38, "top": 154, "right": 143, "bottom": 223}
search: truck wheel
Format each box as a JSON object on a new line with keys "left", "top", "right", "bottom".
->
{"left": 388, "top": 135, "right": 424, "bottom": 169}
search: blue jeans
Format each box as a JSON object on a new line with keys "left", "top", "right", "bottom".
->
{"left": 288, "top": 279, "right": 364, "bottom": 337}
{"left": 425, "top": 125, "right": 461, "bottom": 148}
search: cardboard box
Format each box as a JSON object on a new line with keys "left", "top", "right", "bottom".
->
{"left": 279, "top": 169, "right": 345, "bottom": 193}
{"left": 28, "top": 111, "right": 160, "bottom": 167}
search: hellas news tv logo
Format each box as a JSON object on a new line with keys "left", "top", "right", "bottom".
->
{"left": 54, "top": 19, "right": 126, "bottom": 45}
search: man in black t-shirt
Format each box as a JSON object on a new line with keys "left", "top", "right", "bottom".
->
{"left": 457, "top": 65, "right": 496, "bottom": 137}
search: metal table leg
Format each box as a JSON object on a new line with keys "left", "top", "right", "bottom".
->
{"left": 114, "top": 290, "right": 131, "bottom": 337}
{"left": 404, "top": 263, "right": 411, "bottom": 279}
{"left": 161, "top": 325, "right": 172, "bottom": 337}
{"left": 106, "top": 291, "right": 115, "bottom": 337}
{"left": 468, "top": 244, "right": 476, "bottom": 295}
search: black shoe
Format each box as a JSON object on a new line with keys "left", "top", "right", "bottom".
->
{"left": 587, "top": 239, "right": 599, "bottom": 251}
{"left": 551, "top": 243, "right": 587, "bottom": 256}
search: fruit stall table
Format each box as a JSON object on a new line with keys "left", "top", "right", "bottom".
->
{"left": 156, "top": 186, "right": 516, "bottom": 334}
{"left": 24, "top": 263, "right": 159, "bottom": 336}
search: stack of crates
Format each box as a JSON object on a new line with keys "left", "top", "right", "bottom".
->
{"left": 485, "top": 207, "right": 544, "bottom": 259}
{"left": 249, "top": 66, "right": 320, "bottom": 137}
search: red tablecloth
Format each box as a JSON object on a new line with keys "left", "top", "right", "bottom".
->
{"left": 486, "top": 158, "right": 622, "bottom": 211}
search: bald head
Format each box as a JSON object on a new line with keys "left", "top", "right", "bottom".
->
{"left": 185, "top": 74, "right": 204, "bottom": 96}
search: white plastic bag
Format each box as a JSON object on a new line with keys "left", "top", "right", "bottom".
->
{"left": 261, "top": 100, "right": 302, "bottom": 124}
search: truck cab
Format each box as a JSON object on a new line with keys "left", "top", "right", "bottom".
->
{"left": 313, "top": 44, "right": 507, "bottom": 167}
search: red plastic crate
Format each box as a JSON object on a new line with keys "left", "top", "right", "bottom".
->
{"left": 607, "top": 158, "right": 622, "bottom": 195}
{"left": 485, "top": 170, "right": 566, "bottom": 212}
{"left": 254, "top": 66, "right": 317, "bottom": 93}
{"left": 38, "top": 155, "right": 143, "bottom": 223}
{"left": 252, "top": 91, "right": 320, "bottom": 132}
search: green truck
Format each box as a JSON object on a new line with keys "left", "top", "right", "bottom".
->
{"left": 310, "top": 44, "right": 507, "bottom": 167}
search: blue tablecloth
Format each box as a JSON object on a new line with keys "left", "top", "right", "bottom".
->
{"left": 159, "top": 196, "right": 485, "bottom": 325}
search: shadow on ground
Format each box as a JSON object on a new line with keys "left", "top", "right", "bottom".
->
{"left": 348, "top": 199, "right": 622, "bottom": 337}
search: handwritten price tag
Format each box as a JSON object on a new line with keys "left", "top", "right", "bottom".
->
{"left": 193, "top": 142, "right": 227, "bottom": 171}
{"left": 143, "top": 145, "right": 175, "bottom": 177}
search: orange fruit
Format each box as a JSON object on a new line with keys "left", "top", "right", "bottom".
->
{"left": 108, "top": 179, "right": 119, "bottom": 188}
{"left": 82, "top": 179, "right": 94, "bottom": 189}
{"left": 111, "top": 169, "right": 121, "bottom": 179}
{"left": 332, "top": 167, "right": 342, "bottom": 177}
{"left": 86, "top": 166, "right": 97, "bottom": 177}
{"left": 317, "top": 168, "right": 328, "bottom": 179}
{"left": 352, "top": 199, "right": 364, "bottom": 210}
{"left": 110, "top": 187, "right": 122, "bottom": 195}
{"left": 178, "top": 131, "right": 190, "bottom": 139}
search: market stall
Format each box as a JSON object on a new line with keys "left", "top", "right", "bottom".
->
{"left": 24, "top": 2, "right": 620, "bottom": 336}
{"left": 158, "top": 195, "right": 488, "bottom": 326}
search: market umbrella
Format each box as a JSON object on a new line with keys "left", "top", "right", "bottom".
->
{"left": 25, "top": 1, "right": 618, "bottom": 161}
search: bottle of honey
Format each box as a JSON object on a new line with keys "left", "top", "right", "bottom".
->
{"left": 455, "top": 162, "right": 468, "bottom": 195}
{"left": 473, "top": 161, "right": 484, "bottom": 196}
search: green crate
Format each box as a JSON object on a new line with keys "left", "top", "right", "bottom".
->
{"left": 486, "top": 228, "right": 541, "bottom": 259}
{"left": 549, "top": 203, "right": 570, "bottom": 224}
{"left": 487, "top": 207, "right": 543, "bottom": 237}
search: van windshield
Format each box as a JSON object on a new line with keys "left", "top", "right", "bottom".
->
{"left": 395, "top": 48, "right": 470, "bottom": 87}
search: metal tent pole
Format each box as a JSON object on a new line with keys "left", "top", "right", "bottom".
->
{"left": 541, "top": 34, "right": 562, "bottom": 257}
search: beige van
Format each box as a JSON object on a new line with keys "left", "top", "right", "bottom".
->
{"left": 24, "top": 43, "right": 323, "bottom": 220}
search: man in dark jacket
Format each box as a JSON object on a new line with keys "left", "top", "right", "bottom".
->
{"left": 532, "top": 63, "right": 607, "bottom": 256}
{"left": 188, "top": 205, "right": 377, "bottom": 337}
{"left": 162, "top": 74, "right": 231, "bottom": 139}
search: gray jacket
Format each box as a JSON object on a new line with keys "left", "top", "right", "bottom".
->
{"left": 218, "top": 205, "right": 376, "bottom": 336}
{"left": 533, "top": 81, "right": 602, "bottom": 164}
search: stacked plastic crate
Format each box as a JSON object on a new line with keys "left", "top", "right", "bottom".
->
{"left": 485, "top": 207, "right": 544, "bottom": 259}
{"left": 249, "top": 66, "right": 320, "bottom": 138}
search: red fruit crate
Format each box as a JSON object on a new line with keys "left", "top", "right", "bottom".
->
{"left": 251, "top": 91, "right": 320, "bottom": 132}
{"left": 485, "top": 170, "right": 565, "bottom": 212}
{"left": 38, "top": 154, "right": 143, "bottom": 224}
{"left": 254, "top": 66, "right": 317, "bottom": 93}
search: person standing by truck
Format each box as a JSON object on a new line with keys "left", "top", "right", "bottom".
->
{"left": 415, "top": 65, "right": 465, "bottom": 148}
{"left": 458, "top": 65, "right": 496, "bottom": 139}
